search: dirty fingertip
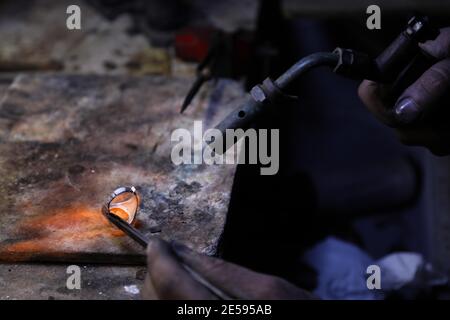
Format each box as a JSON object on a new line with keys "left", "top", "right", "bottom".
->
{"left": 170, "top": 240, "right": 191, "bottom": 255}
{"left": 146, "top": 237, "right": 168, "bottom": 261}
{"left": 419, "top": 28, "right": 450, "bottom": 59}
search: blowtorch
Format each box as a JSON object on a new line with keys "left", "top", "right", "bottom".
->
{"left": 209, "top": 16, "right": 439, "bottom": 148}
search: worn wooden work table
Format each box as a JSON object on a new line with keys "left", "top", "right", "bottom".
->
{"left": 0, "top": 74, "right": 243, "bottom": 298}
{"left": 0, "top": 0, "right": 251, "bottom": 300}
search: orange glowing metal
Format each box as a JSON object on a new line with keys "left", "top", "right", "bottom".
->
{"left": 107, "top": 187, "right": 140, "bottom": 224}
{"left": 0, "top": 186, "right": 141, "bottom": 262}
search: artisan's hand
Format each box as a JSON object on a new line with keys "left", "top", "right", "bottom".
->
{"left": 142, "top": 238, "right": 316, "bottom": 300}
{"left": 359, "top": 28, "right": 450, "bottom": 155}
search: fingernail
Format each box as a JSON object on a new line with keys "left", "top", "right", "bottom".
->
{"left": 395, "top": 98, "right": 421, "bottom": 123}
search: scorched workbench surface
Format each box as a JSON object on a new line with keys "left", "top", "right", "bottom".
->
{"left": 0, "top": 74, "right": 242, "bottom": 264}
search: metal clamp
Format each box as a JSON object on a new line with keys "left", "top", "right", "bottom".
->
{"left": 250, "top": 77, "right": 298, "bottom": 105}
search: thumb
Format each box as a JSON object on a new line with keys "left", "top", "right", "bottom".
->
{"left": 145, "top": 238, "right": 216, "bottom": 299}
{"left": 394, "top": 58, "right": 450, "bottom": 124}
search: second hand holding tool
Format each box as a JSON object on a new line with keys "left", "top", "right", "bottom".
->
{"left": 102, "top": 186, "right": 232, "bottom": 300}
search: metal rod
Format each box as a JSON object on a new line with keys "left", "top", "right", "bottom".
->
{"left": 106, "top": 212, "right": 148, "bottom": 247}
{"left": 211, "top": 52, "right": 339, "bottom": 138}
{"left": 105, "top": 212, "right": 232, "bottom": 300}
{"left": 275, "top": 52, "right": 339, "bottom": 88}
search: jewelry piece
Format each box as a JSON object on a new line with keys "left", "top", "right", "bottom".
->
{"left": 105, "top": 186, "right": 139, "bottom": 224}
